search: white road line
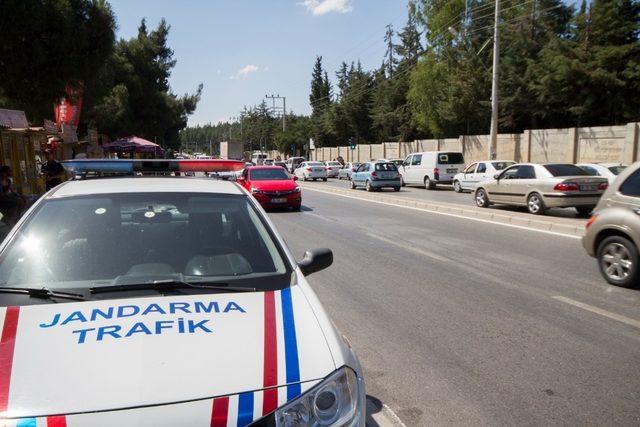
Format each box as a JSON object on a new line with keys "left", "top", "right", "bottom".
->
{"left": 303, "top": 186, "right": 582, "bottom": 240}
{"left": 366, "top": 232, "right": 451, "bottom": 263}
{"left": 552, "top": 296, "right": 640, "bottom": 329}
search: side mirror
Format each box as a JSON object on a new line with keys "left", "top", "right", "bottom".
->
{"left": 493, "top": 174, "right": 500, "bottom": 180}
{"left": 298, "top": 248, "right": 333, "bottom": 276}
{"left": 293, "top": 175, "right": 298, "bottom": 181}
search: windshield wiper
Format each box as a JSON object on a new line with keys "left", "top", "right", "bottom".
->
{"left": 90, "top": 279, "right": 256, "bottom": 294}
{"left": 0, "top": 286, "right": 87, "bottom": 301}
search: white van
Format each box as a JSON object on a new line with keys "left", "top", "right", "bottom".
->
{"left": 400, "top": 151, "right": 466, "bottom": 189}
{"left": 251, "top": 152, "right": 268, "bottom": 165}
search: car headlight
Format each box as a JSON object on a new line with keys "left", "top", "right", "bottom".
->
{"left": 275, "top": 367, "right": 362, "bottom": 427}
{"left": 251, "top": 188, "right": 262, "bottom": 194}
{"left": 293, "top": 187, "right": 301, "bottom": 193}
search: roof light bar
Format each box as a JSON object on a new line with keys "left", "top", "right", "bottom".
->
{"left": 62, "top": 159, "right": 245, "bottom": 175}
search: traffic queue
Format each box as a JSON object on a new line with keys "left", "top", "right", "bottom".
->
{"left": 263, "top": 152, "right": 637, "bottom": 291}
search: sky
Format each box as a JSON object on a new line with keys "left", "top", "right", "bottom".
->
{"left": 108, "top": 0, "right": 409, "bottom": 127}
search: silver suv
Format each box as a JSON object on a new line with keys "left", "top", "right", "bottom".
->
{"left": 583, "top": 162, "right": 640, "bottom": 288}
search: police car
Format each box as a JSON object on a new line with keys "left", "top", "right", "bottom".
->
{"left": 0, "top": 160, "right": 364, "bottom": 426}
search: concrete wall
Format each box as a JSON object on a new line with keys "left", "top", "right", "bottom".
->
{"left": 305, "top": 122, "right": 640, "bottom": 165}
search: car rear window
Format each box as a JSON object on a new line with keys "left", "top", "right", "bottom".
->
{"left": 375, "top": 163, "right": 398, "bottom": 171}
{"left": 620, "top": 169, "right": 640, "bottom": 197}
{"left": 438, "top": 152, "right": 465, "bottom": 164}
{"left": 492, "top": 161, "right": 515, "bottom": 170}
{"left": 544, "top": 164, "right": 588, "bottom": 177}
{"left": 609, "top": 165, "right": 627, "bottom": 175}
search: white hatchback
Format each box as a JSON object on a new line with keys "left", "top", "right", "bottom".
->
{"left": 294, "top": 161, "right": 328, "bottom": 181}
{"left": 453, "top": 160, "right": 515, "bottom": 193}
{"left": 0, "top": 160, "right": 364, "bottom": 426}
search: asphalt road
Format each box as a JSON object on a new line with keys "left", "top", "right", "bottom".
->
{"left": 268, "top": 190, "right": 640, "bottom": 426}
{"left": 318, "top": 177, "right": 584, "bottom": 219}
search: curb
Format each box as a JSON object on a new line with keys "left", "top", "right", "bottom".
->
{"left": 300, "top": 182, "right": 585, "bottom": 238}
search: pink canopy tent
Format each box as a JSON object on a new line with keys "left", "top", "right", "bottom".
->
{"left": 102, "top": 136, "right": 164, "bottom": 156}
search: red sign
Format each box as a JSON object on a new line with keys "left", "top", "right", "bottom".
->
{"left": 54, "top": 86, "right": 83, "bottom": 127}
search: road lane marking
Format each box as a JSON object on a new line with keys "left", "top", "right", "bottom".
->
{"left": 302, "top": 186, "right": 582, "bottom": 240}
{"left": 552, "top": 296, "right": 640, "bottom": 329}
{"left": 366, "top": 232, "right": 451, "bottom": 263}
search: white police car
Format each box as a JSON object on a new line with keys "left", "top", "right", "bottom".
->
{"left": 0, "top": 160, "right": 364, "bottom": 426}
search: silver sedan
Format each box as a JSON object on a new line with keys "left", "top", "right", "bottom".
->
{"left": 474, "top": 163, "right": 609, "bottom": 216}
{"left": 338, "top": 162, "right": 361, "bottom": 180}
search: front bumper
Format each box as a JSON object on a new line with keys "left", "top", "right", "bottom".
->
{"left": 253, "top": 192, "right": 301, "bottom": 208}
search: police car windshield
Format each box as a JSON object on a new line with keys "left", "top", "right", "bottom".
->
{"left": 0, "top": 192, "right": 290, "bottom": 301}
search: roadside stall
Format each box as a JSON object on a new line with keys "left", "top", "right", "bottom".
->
{"left": 102, "top": 136, "right": 164, "bottom": 159}
{"left": 0, "top": 109, "right": 46, "bottom": 195}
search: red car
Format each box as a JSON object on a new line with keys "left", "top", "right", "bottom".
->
{"left": 237, "top": 165, "right": 302, "bottom": 210}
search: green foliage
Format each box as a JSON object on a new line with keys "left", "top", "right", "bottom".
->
{"left": 0, "top": 0, "right": 116, "bottom": 121}
{"left": 87, "top": 19, "right": 202, "bottom": 149}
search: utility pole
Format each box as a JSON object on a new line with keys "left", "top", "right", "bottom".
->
{"left": 265, "top": 94, "right": 286, "bottom": 132}
{"left": 488, "top": 0, "right": 500, "bottom": 160}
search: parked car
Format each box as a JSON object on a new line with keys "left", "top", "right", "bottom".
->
{"left": 338, "top": 162, "right": 361, "bottom": 180}
{"left": 474, "top": 163, "right": 609, "bottom": 216}
{"left": 400, "top": 151, "right": 466, "bottom": 189}
{"left": 324, "top": 161, "right": 342, "bottom": 178}
{"left": 238, "top": 165, "right": 302, "bottom": 210}
{"left": 583, "top": 162, "right": 640, "bottom": 288}
{"left": 285, "top": 156, "right": 306, "bottom": 173}
{"left": 350, "top": 161, "right": 401, "bottom": 192}
{"left": 453, "top": 160, "right": 515, "bottom": 193}
{"left": 578, "top": 163, "right": 627, "bottom": 184}
{"left": 273, "top": 160, "right": 287, "bottom": 170}
{"left": 294, "top": 161, "right": 328, "bottom": 181}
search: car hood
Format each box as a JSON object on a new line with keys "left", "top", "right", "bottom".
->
{"left": 0, "top": 288, "right": 335, "bottom": 418}
{"left": 251, "top": 180, "right": 298, "bottom": 191}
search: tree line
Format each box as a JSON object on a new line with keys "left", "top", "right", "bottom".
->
{"left": 0, "top": 0, "right": 200, "bottom": 150}
{"left": 183, "top": 0, "right": 639, "bottom": 153}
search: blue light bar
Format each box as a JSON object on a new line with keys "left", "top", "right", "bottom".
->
{"left": 61, "top": 159, "right": 245, "bottom": 175}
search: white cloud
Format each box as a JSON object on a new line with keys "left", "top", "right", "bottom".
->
{"left": 229, "top": 64, "right": 260, "bottom": 80}
{"left": 299, "top": 0, "right": 353, "bottom": 16}
{"left": 238, "top": 64, "right": 259, "bottom": 75}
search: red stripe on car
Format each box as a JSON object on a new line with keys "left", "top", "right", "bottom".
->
{"left": 210, "top": 396, "right": 229, "bottom": 427}
{"left": 47, "top": 415, "right": 67, "bottom": 427}
{"left": 0, "top": 306, "right": 20, "bottom": 412}
{"left": 263, "top": 291, "right": 278, "bottom": 415}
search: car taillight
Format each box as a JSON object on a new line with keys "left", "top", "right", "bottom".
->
{"left": 598, "top": 182, "right": 609, "bottom": 191}
{"left": 371, "top": 171, "right": 378, "bottom": 178}
{"left": 306, "top": 167, "right": 312, "bottom": 171}
{"left": 434, "top": 167, "right": 439, "bottom": 174}
{"left": 554, "top": 182, "right": 579, "bottom": 191}
{"left": 586, "top": 215, "right": 598, "bottom": 229}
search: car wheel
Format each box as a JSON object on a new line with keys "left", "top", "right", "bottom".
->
{"left": 453, "top": 180, "right": 463, "bottom": 193}
{"left": 424, "top": 176, "right": 435, "bottom": 190}
{"left": 475, "top": 188, "right": 490, "bottom": 208}
{"left": 393, "top": 186, "right": 400, "bottom": 192}
{"left": 597, "top": 236, "right": 639, "bottom": 288}
{"left": 291, "top": 205, "right": 302, "bottom": 212}
{"left": 527, "top": 192, "right": 546, "bottom": 215}
{"left": 350, "top": 180, "right": 356, "bottom": 189}
{"left": 322, "top": 178, "right": 327, "bottom": 182}
{"left": 366, "top": 181, "right": 373, "bottom": 192}
{"left": 576, "top": 206, "right": 594, "bottom": 217}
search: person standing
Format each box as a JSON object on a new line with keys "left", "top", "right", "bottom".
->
{"left": 41, "top": 149, "right": 65, "bottom": 191}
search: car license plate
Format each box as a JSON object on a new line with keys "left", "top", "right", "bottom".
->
{"left": 271, "top": 198, "right": 287, "bottom": 203}
{"left": 447, "top": 168, "right": 457, "bottom": 173}
{"left": 580, "top": 184, "right": 597, "bottom": 191}
{"left": 313, "top": 168, "right": 323, "bottom": 172}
